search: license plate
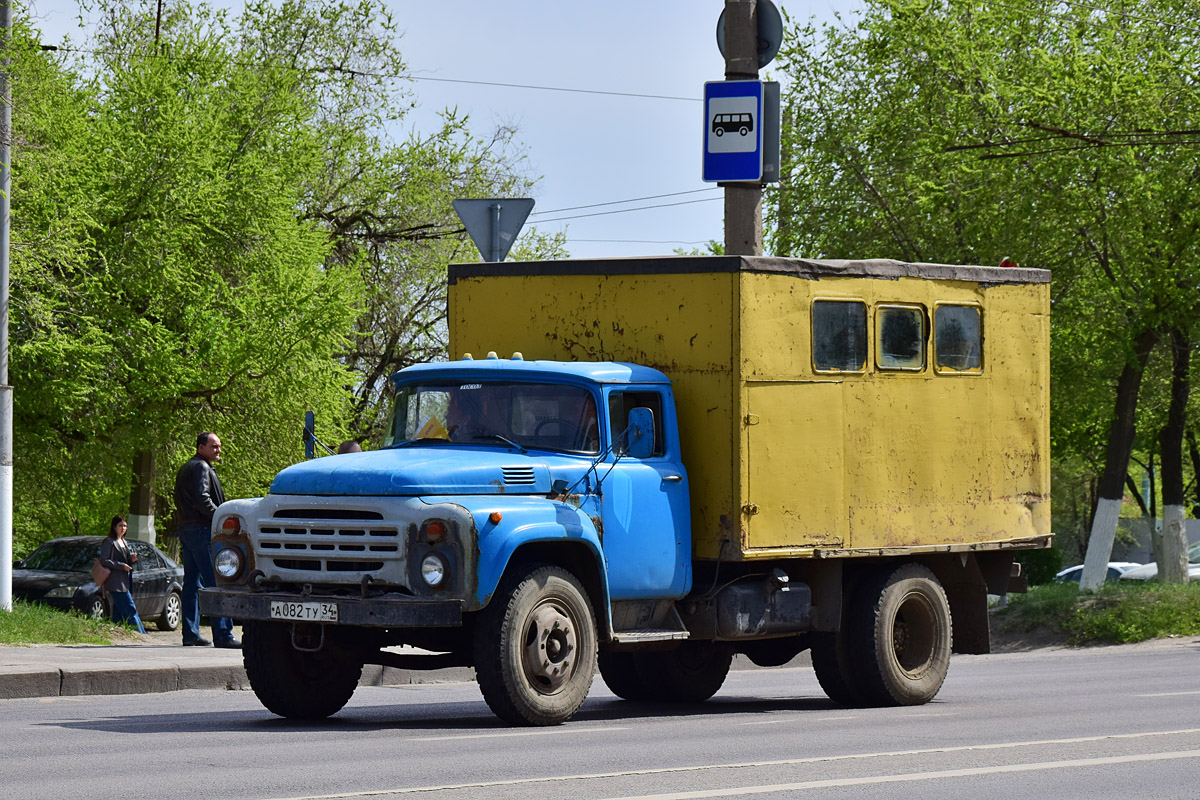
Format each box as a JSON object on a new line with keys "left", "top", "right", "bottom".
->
{"left": 269, "top": 600, "right": 338, "bottom": 622}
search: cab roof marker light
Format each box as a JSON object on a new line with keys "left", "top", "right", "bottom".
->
{"left": 486, "top": 351, "right": 498, "bottom": 359}
{"left": 462, "top": 353, "right": 473, "bottom": 360}
{"left": 511, "top": 352, "right": 523, "bottom": 360}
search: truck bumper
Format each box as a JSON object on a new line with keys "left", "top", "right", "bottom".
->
{"left": 199, "top": 588, "right": 463, "bottom": 628}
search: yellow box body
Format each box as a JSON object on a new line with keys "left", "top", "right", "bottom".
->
{"left": 448, "top": 256, "right": 1050, "bottom": 561}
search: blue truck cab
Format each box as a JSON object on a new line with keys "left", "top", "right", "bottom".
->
{"left": 202, "top": 355, "right": 697, "bottom": 724}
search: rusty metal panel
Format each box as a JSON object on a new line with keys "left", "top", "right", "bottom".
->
{"left": 446, "top": 258, "right": 1050, "bottom": 564}
{"left": 737, "top": 271, "right": 1050, "bottom": 556}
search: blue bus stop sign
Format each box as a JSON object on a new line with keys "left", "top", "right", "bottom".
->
{"left": 702, "top": 80, "right": 763, "bottom": 183}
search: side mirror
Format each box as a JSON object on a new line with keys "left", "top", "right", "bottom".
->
{"left": 624, "top": 407, "right": 655, "bottom": 459}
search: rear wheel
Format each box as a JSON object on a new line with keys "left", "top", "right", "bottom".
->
{"left": 243, "top": 621, "right": 362, "bottom": 719}
{"left": 474, "top": 565, "right": 597, "bottom": 726}
{"left": 848, "top": 564, "right": 952, "bottom": 706}
{"left": 810, "top": 630, "right": 863, "bottom": 705}
{"left": 85, "top": 594, "right": 107, "bottom": 621}
{"left": 157, "top": 591, "right": 182, "bottom": 631}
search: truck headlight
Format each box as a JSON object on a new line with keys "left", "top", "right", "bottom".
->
{"left": 421, "top": 554, "right": 447, "bottom": 587}
{"left": 215, "top": 546, "right": 243, "bottom": 579}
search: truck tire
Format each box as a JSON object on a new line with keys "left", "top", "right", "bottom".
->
{"left": 598, "top": 650, "right": 656, "bottom": 701}
{"left": 848, "top": 564, "right": 952, "bottom": 706}
{"left": 474, "top": 565, "right": 597, "bottom": 726}
{"left": 243, "top": 621, "right": 362, "bottom": 720}
{"left": 637, "top": 641, "right": 733, "bottom": 703}
{"left": 810, "top": 631, "right": 863, "bottom": 706}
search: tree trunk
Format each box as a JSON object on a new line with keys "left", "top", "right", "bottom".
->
{"left": 1158, "top": 328, "right": 1190, "bottom": 584}
{"left": 127, "top": 449, "right": 157, "bottom": 544}
{"left": 1080, "top": 329, "right": 1159, "bottom": 590}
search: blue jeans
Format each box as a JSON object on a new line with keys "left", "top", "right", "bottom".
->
{"left": 108, "top": 590, "right": 145, "bottom": 634}
{"left": 179, "top": 523, "right": 234, "bottom": 644}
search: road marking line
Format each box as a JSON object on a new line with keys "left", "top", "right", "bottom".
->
{"left": 410, "top": 726, "right": 626, "bottom": 742}
{"left": 1135, "top": 690, "right": 1200, "bottom": 697}
{"left": 595, "top": 750, "right": 1200, "bottom": 800}
{"left": 263, "top": 727, "right": 1200, "bottom": 800}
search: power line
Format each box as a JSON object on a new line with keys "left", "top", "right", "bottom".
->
{"left": 533, "top": 197, "right": 723, "bottom": 224}
{"left": 40, "top": 44, "right": 701, "bottom": 103}
{"left": 409, "top": 75, "right": 699, "bottom": 103}
{"left": 530, "top": 188, "right": 719, "bottom": 216}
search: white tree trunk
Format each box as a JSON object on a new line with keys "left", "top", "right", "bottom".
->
{"left": 1160, "top": 505, "right": 1190, "bottom": 584}
{"left": 1080, "top": 497, "right": 1122, "bottom": 591}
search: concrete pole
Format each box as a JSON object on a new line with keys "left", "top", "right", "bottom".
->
{"left": 0, "top": 0, "right": 12, "bottom": 611}
{"left": 723, "top": 0, "right": 762, "bottom": 256}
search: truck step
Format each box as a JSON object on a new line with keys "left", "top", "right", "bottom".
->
{"left": 610, "top": 628, "right": 691, "bottom": 643}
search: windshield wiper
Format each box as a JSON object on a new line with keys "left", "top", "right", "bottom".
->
{"left": 394, "top": 437, "right": 453, "bottom": 448}
{"left": 472, "top": 434, "right": 527, "bottom": 453}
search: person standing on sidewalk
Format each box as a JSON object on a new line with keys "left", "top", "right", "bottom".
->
{"left": 173, "top": 432, "right": 239, "bottom": 649}
{"left": 98, "top": 516, "right": 146, "bottom": 633}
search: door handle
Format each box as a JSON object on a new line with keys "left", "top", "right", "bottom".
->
{"left": 663, "top": 475, "right": 683, "bottom": 483}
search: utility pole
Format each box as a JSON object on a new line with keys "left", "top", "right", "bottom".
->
{"left": 722, "top": 0, "right": 762, "bottom": 256}
{"left": 0, "top": 0, "right": 12, "bottom": 611}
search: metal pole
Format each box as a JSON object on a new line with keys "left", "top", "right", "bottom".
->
{"left": 0, "top": 0, "right": 13, "bottom": 611}
{"left": 723, "top": 0, "right": 762, "bottom": 256}
{"left": 489, "top": 203, "right": 502, "bottom": 262}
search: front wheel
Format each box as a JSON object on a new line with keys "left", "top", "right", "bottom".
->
{"left": 636, "top": 641, "right": 733, "bottom": 703}
{"left": 243, "top": 621, "right": 363, "bottom": 719}
{"left": 848, "top": 564, "right": 952, "bottom": 706}
{"left": 474, "top": 565, "right": 597, "bottom": 726}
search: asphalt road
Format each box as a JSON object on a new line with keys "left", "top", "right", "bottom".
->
{"left": 2, "top": 640, "right": 1197, "bottom": 800}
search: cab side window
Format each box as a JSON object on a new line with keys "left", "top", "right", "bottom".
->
{"left": 608, "top": 391, "right": 666, "bottom": 457}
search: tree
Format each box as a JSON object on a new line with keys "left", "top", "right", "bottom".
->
{"left": 771, "top": 0, "right": 1200, "bottom": 587}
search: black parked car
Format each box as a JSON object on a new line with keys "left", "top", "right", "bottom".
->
{"left": 13, "top": 536, "right": 184, "bottom": 631}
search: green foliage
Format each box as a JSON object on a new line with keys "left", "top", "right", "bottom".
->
{"left": 1015, "top": 547, "right": 1064, "bottom": 586}
{"left": 773, "top": 0, "right": 1200, "bottom": 565}
{"left": 13, "top": 0, "right": 544, "bottom": 548}
{"left": 0, "top": 601, "right": 132, "bottom": 645}
{"left": 996, "top": 581, "right": 1200, "bottom": 645}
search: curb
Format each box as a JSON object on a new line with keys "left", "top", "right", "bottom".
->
{"left": 0, "top": 655, "right": 476, "bottom": 701}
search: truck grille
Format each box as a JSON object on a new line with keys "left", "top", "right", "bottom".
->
{"left": 502, "top": 466, "right": 536, "bottom": 485}
{"left": 257, "top": 509, "right": 403, "bottom": 579}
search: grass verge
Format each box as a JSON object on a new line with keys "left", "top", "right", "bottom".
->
{"left": 994, "top": 580, "right": 1200, "bottom": 645}
{"left": 0, "top": 600, "right": 138, "bottom": 645}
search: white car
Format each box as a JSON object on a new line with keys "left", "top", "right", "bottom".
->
{"left": 1118, "top": 542, "right": 1200, "bottom": 581}
{"left": 1054, "top": 562, "right": 1142, "bottom": 584}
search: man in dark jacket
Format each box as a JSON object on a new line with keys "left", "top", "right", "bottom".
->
{"left": 173, "top": 432, "right": 238, "bottom": 648}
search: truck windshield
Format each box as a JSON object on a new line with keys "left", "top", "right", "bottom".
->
{"left": 388, "top": 381, "right": 601, "bottom": 455}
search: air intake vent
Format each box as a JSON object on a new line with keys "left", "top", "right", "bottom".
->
{"left": 502, "top": 466, "right": 536, "bottom": 485}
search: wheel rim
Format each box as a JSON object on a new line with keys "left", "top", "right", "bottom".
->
{"left": 89, "top": 599, "right": 105, "bottom": 620}
{"left": 165, "top": 594, "right": 181, "bottom": 628}
{"left": 521, "top": 598, "right": 578, "bottom": 695}
{"left": 890, "top": 590, "right": 938, "bottom": 676}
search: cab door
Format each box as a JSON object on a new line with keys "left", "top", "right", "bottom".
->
{"left": 600, "top": 387, "right": 692, "bottom": 600}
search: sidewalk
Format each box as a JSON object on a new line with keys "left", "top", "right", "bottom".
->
{"left": 0, "top": 627, "right": 476, "bottom": 700}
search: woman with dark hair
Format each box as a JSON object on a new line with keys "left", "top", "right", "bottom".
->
{"left": 97, "top": 516, "right": 145, "bottom": 633}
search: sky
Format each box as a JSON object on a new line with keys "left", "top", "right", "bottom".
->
{"left": 24, "top": 1, "right": 859, "bottom": 260}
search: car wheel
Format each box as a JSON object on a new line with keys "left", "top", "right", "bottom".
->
{"left": 85, "top": 595, "right": 107, "bottom": 621}
{"left": 158, "top": 591, "right": 182, "bottom": 631}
